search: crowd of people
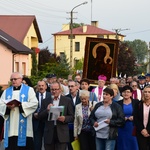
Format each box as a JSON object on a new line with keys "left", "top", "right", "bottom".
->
{"left": 0, "top": 72, "right": 150, "bottom": 150}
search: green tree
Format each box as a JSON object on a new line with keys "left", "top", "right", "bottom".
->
{"left": 125, "top": 40, "right": 148, "bottom": 63}
{"left": 134, "top": 62, "right": 147, "bottom": 74}
{"left": 39, "top": 52, "right": 70, "bottom": 79}
{"left": 38, "top": 47, "right": 51, "bottom": 67}
{"left": 117, "top": 42, "right": 137, "bottom": 77}
{"left": 38, "top": 47, "right": 60, "bottom": 70}
{"left": 30, "top": 49, "right": 71, "bottom": 86}
{"left": 31, "top": 48, "right": 38, "bottom": 76}
{"left": 58, "top": 52, "right": 70, "bottom": 78}
{"left": 74, "top": 58, "right": 84, "bottom": 71}
{"left": 30, "top": 47, "right": 60, "bottom": 86}
{"left": 71, "top": 58, "right": 84, "bottom": 78}
{"left": 73, "top": 23, "right": 84, "bottom": 28}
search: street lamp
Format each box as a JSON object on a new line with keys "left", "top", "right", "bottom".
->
{"left": 70, "top": 1, "right": 88, "bottom": 68}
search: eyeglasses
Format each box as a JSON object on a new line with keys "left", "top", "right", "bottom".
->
{"left": 68, "top": 85, "right": 75, "bottom": 88}
{"left": 132, "top": 85, "right": 137, "bottom": 87}
{"left": 10, "top": 78, "right": 21, "bottom": 81}
{"left": 51, "top": 88, "right": 60, "bottom": 91}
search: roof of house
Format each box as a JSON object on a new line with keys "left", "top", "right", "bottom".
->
{"left": 0, "top": 29, "right": 33, "bottom": 54}
{"left": 53, "top": 25, "right": 124, "bottom": 36}
{"left": 0, "top": 15, "right": 43, "bottom": 43}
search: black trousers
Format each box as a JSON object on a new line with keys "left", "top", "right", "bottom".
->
{"left": 68, "top": 128, "right": 74, "bottom": 150}
{"left": 0, "top": 116, "right": 4, "bottom": 141}
{"left": 78, "top": 130, "right": 96, "bottom": 150}
{"left": 5, "top": 136, "right": 34, "bottom": 150}
{"left": 33, "top": 122, "right": 44, "bottom": 150}
{"left": 136, "top": 132, "right": 150, "bottom": 150}
{"left": 44, "top": 126, "right": 67, "bottom": 150}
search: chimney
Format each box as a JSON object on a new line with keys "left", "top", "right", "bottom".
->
{"left": 83, "top": 25, "right": 87, "bottom": 33}
{"left": 91, "top": 21, "right": 99, "bottom": 27}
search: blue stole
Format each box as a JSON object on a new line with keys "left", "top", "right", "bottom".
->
{"left": 4, "top": 84, "right": 29, "bottom": 148}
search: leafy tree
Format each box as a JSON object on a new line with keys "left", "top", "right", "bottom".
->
{"left": 38, "top": 47, "right": 51, "bottom": 67}
{"left": 30, "top": 49, "right": 71, "bottom": 86}
{"left": 73, "top": 23, "right": 84, "bottom": 28}
{"left": 125, "top": 40, "right": 148, "bottom": 63}
{"left": 30, "top": 47, "right": 58, "bottom": 86}
{"left": 58, "top": 52, "right": 70, "bottom": 78}
{"left": 117, "top": 42, "right": 137, "bottom": 77}
{"left": 73, "top": 58, "right": 84, "bottom": 74}
{"left": 71, "top": 58, "right": 84, "bottom": 79}
{"left": 134, "top": 62, "right": 147, "bottom": 75}
{"left": 31, "top": 48, "right": 38, "bottom": 76}
{"left": 74, "top": 58, "right": 84, "bottom": 70}
{"left": 38, "top": 47, "right": 60, "bottom": 70}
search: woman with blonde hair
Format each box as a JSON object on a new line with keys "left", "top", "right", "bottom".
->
{"left": 134, "top": 85, "right": 150, "bottom": 150}
{"left": 74, "top": 90, "right": 96, "bottom": 150}
{"left": 109, "top": 84, "right": 122, "bottom": 102}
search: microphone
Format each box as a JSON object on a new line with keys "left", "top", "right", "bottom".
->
{"left": 51, "top": 95, "right": 54, "bottom": 100}
{"left": 51, "top": 95, "right": 54, "bottom": 103}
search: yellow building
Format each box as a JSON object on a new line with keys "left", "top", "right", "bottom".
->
{"left": 53, "top": 21, "right": 124, "bottom": 67}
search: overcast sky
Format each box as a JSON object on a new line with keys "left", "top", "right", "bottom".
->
{"left": 0, "top": 0, "right": 150, "bottom": 52}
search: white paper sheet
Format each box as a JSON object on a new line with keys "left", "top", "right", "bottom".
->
{"left": 93, "top": 119, "right": 108, "bottom": 131}
{"left": 48, "top": 106, "right": 64, "bottom": 121}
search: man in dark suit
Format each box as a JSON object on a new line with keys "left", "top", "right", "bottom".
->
{"left": 66, "top": 80, "right": 81, "bottom": 109}
{"left": 137, "top": 75, "right": 146, "bottom": 90}
{"left": 66, "top": 80, "right": 81, "bottom": 150}
{"left": 33, "top": 80, "right": 51, "bottom": 150}
{"left": 38, "top": 81, "right": 74, "bottom": 150}
{"left": 45, "top": 74, "right": 53, "bottom": 92}
{"left": 46, "top": 74, "right": 57, "bottom": 92}
{"left": 145, "top": 73, "right": 150, "bottom": 86}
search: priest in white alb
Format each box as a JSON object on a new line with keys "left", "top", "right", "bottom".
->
{"left": 0, "top": 72, "right": 38, "bottom": 150}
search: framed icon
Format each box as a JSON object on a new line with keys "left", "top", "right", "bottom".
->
{"left": 82, "top": 37, "right": 119, "bottom": 83}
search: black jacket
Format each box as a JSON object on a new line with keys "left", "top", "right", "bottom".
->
{"left": 38, "top": 95, "right": 74, "bottom": 144}
{"left": 117, "top": 98, "right": 139, "bottom": 115}
{"left": 134, "top": 101, "right": 150, "bottom": 134}
{"left": 89, "top": 102, "right": 125, "bottom": 139}
{"left": 66, "top": 91, "right": 81, "bottom": 112}
{"left": 138, "top": 84, "right": 146, "bottom": 91}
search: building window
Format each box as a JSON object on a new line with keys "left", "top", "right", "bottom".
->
{"left": 22, "top": 62, "right": 26, "bottom": 75}
{"left": 75, "top": 42, "right": 80, "bottom": 52}
{"left": 97, "top": 35, "right": 104, "bottom": 38}
{"left": 15, "top": 62, "right": 19, "bottom": 72}
{"left": 60, "top": 52, "right": 65, "bottom": 59}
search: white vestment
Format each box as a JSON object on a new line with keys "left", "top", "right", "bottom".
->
{"left": 0, "top": 87, "right": 38, "bottom": 138}
{"left": 94, "top": 86, "right": 107, "bottom": 102}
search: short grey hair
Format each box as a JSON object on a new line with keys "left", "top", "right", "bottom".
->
{"left": 11, "top": 72, "right": 23, "bottom": 78}
{"left": 79, "top": 90, "right": 90, "bottom": 98}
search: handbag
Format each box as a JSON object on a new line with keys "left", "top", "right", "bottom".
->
{"left": 71, "top": 139, "right": 80, "bottom": 150}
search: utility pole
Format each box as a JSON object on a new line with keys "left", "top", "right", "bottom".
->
{"left": 112, "top": 28, "right": 130, "bottom": 40}
{"left": 91, "top": 0, "right": 93, "bottom": 22}
{"left": 144, "top": 42, "right": 150, "bottom": 73}
{"left": 69, "top": 1, "right": 88, "bottom": 68}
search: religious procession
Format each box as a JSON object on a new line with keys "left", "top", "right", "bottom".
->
{"left": 0, "top": 71, "right": 150, "bottom": 150}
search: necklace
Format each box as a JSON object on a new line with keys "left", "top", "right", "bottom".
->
{"left": 145, "top": 102, "right": 150, "bottom": 107}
